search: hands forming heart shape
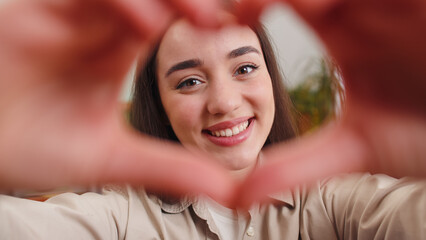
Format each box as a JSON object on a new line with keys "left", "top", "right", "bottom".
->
{"left": 0, "top": 0, "right": 425, "bottom": 208}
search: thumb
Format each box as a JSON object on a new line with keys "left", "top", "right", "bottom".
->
{"left": 236, "top": 124, "right": 368, "bottom": 208}
{"left": 96, "top": 130, "right": 237, "bottom": 205}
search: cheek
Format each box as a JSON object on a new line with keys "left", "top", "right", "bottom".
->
{"left": 260, "top": 81, "right": 275, "bottom": 129}
{"left": 249, "top": 72, "right": 275, "bottom": 115}
{"left": 172, "top": 104, "right": 198, "bottom": 128}
{"left": 162, "top": 95, "right": 204, "bottom": 140}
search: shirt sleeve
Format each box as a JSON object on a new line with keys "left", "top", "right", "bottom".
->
{"left": 0, "top": 187, "right": 130, "bottom": 240}
{"left": 319, "top": 173, "right": 426, "bottom": 239}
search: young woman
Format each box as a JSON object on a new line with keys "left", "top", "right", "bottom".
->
{"left": 130, "top": 17, "right": 426, "bottom": 239}
{"left": 1, "top": 16, "right": 425, "bottom": 240}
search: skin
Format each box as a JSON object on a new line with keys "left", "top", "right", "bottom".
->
{"left": 156, "top": 20, "right": 275, "bottom": 178}
{"left": 0, "top": 0, "right": 425, "bottom": 208}
{"left": 0, "top": 0, "right": 235, "bottom": 204}
{"left": 235, "top": 0, "right": 426, "bottom": 207}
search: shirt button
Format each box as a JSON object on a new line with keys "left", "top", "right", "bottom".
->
{"left": 246, "top": 226, "right": 255, "bottom": 237}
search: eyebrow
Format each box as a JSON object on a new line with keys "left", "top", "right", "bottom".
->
{"left": 164, "top": 46, "right": 260, "bottom": 77}
{"left": 228, "top": 46, "right": 260, "bottom": 59}
{"left": 165, "top": 59, "right": 203, "bottom": 77}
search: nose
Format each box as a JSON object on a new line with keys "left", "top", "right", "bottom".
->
{"left": 206, "top": 78, "right": 242, "bottom": 115}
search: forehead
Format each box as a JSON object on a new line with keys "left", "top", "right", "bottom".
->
{"left": 156, "top": 20, "right": 262, "bottom": 69}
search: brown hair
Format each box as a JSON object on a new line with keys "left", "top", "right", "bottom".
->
{"left": 130, "top": 24, "right": 298, "bottom": 146}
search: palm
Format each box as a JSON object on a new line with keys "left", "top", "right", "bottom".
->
{"left": 0, "top": 0, "right": 135, "bottom": 186}
{"left": 290, "top": 0, "right": 426, "bottom": 175}
{"left": 235, "top": 0, "right": 426, "bottom": 206}
{"left": 300, "top": 0, "right": 426, "bottom": 113}
{"left": 0, "top": 0, "right": 234, "bottom": 203}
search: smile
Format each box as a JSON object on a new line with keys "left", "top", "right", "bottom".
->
{"left": 203, "top": 117, "right": 255, "bottom": 147}
{"left": 209, "top": 120, "right": 249, "bottom": 137}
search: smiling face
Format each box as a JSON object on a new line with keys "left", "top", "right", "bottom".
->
{"left": 156, "top": 20, "right": 275, "bottom": 173}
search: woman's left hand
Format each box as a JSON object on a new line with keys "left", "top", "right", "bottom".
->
{"left": 234, "top": 0, "right": 426, "bottom": 207}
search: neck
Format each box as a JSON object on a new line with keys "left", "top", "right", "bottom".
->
{"left": 229, "top": 153, "right": 261, "bottom": 181}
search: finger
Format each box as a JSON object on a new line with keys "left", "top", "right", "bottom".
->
{"left": 166, "top": 0, "right": 221, "bottom": 28}
{"left": 107, "top": 0, "right": 175, "bottom": 43}
{"left": 108, "top": 0, "right": 222, "bottom": 42}
{"left": 236, "top": 124, "right": 369, "bottom": 208}
{"left": 234, "top": 0, "right": 280, "bottom": 26}
{"left": 285, "top": 0, "right": 341, "bottom": 19}
{"left": 234, "top": 0, "right": 341, "bottom": 26}
{"left": 96, "top": 130, "right": 237, "bottom": 205}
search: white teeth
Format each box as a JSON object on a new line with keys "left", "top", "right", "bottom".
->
{"left": 238, "top": 125, "right": 244, "bottom": 132}
{"left": 210, "top": 120, "right": 250, "bottom": 137}
{"left": 232, "top": 126, "right": 239, "bottom": 135}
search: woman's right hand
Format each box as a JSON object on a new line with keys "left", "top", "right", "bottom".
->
{"left": 0, "top": 0, "right": 235, "bottom": 204}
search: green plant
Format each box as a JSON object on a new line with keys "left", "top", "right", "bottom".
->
{"left": 289, "top": 58, "right": 345, "bottom": 133}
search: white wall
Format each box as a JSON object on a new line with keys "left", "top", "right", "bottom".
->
{"left": 261, "top": 3, "right": 326, "bottom": 88}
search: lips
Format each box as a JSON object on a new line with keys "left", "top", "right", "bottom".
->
{"left": 208, "top": 120, "right": 249, "bottom": 137}
{"left": 203, "top": 117, "right": 255, "bottom": 146}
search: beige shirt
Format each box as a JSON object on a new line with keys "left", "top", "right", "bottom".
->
{"left": 1, "top": 173, "right": 425, "bottom": 239}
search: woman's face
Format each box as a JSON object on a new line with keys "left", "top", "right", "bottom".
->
{"left": 156, "top": 20, "right": 275, "bottom": 172}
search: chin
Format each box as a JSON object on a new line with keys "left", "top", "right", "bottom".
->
{"left": 221, "top": 155, "right": 257, "bottom": 171}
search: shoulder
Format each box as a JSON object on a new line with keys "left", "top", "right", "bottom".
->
{"left": 306, "top": 173, "right": 426, "bottom": 239}
{"left": 318, "top": 173, "right": 425, "bottom": 202}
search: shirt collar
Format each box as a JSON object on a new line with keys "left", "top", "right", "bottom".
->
{"left": 156, "top": 195, "right": 193, "bottom": 214}
{"left": 157, "top": 193, "right": 294, "bottom": 215}
{"left": 268, "top": 191, "right": 295, "bottom": 208}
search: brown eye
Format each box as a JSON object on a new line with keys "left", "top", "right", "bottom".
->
{"left": 176, "top": 78, "right": 202, "bottom": 89}
{"left": 235, "top": 65, "right": 258, "bottom": 76}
